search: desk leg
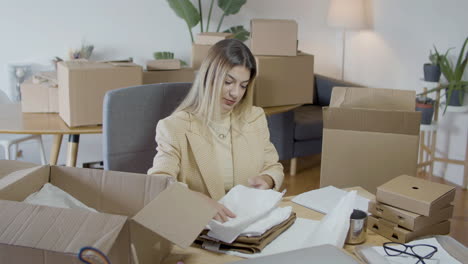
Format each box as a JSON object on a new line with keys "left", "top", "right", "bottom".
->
{"left": 66, "top": 135, "right": 80, "bottom": 167}
{"left": 49, "top": 135, "right": 63, "bottom": 165}
{"left": 464, "top": 132, "right": 468, "bottom": 189}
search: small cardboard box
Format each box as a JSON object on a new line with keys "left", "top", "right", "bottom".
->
{"left": 368, "top": 215, "right": 450, "bottom": 243}
{"left": 195, "top": 32, "right": 234, "bottom": 45}
{"left": 368, "top": 200, "right": 454, "bottom": 231}
{"left": 250, "top": 19, "right": 298, "bottom": 56}
{"left": 143, "top": 68, "right": 196, "bottom": 84}
{"left": 376, "top": 175, "right": 456, "bottom": 216}
{"left": 191, "top": 44, "right": 212, "bottom": 69}
{"left": 320, "top": 87, "right": 421, "bottom": 193}
{"left": 57, "top": 61, "right": 143, "bottom": 127}
{"left": 20, "top": 79, "right": 58, "bottom": 113}
{"left": 146, "top": 59, "right": 182, "bottom": 71}
{"left": 0, "top": 160, "right": 217, "bottom": 264}
{"left": 254, "top": 53, "right": 314, "bottom": 107}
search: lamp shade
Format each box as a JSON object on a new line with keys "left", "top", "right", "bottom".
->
{"left": 327, "top": 0, "right": 368, "bottom": 29}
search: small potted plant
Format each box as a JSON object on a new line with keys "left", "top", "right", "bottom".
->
{"left": 434, "top": 37, "right": 468, "bottom": 107}
{"left": 424, "top": 50, "right": 441, "bottom": 82}
{"left": 415, "top": 93, "right": 434, "bottom": 125}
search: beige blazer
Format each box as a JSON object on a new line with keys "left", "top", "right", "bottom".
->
{"left": 148, "top": 106, "right": 284, "bottom": 200}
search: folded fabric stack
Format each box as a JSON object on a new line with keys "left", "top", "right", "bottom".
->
{"left": 194, "top": 185, "right": 296, "bottom": 254}
{"left": 369, "top": 175, "right": 455, "bottom": 243}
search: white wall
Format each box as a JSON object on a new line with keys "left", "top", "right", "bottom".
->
{"left": 1, "top": 0, "right": 467, "bottom": 187}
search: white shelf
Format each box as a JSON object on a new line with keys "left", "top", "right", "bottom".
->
{"left": 419, "top": 78, "right": 440, "bottom": 89}
{"left": 420, "top": 121, "right": 438, "bottom": 131}
{"left": 439, "top": 102, "right": 468, "bottom": 113}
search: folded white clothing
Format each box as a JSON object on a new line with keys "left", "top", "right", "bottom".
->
{"left": 240, "top": 206, "right": 292, "bottom": 237}
{"left": 24, "top": 183, "right": 98, "bottom": 212}
{"left": 207, "top": 185, "right": 285, "bottom": 243}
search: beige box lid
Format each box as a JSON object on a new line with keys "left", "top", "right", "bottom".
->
{"left": 376, "top": 175, "right": 456, "bottom": 216}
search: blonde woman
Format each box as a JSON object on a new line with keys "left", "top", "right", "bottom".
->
{"left": 148, "top": 39, "right": 284, "bottom": 222}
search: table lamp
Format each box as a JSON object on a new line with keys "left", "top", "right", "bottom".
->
{"left": 327, "top": 0, "right": 368, "bottom": 80}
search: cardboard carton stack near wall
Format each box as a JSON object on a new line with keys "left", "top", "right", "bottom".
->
{"left": 191, "top": 32, "right": 233, "bottom": 70}
{"left": 368, "top": 175, "right": 455, "bottom": 243}
{"left": 250, "top": 19, "right": 315, "bottom": 107}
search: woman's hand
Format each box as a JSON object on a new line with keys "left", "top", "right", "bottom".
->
{"left": 194, "top": 191, "right": 236, "bottom": 223}
{"left": 248, "top": 175, "right": 274, "bottom": 190}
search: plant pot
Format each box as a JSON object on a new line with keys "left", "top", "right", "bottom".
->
{"left": 446, "top": 89, "right": 464, "bottom": 106}
{"left": 416, "top": 102, "right": 434, "bottom": 124}
{"left": 423, "top": 63, "right": 441, "bottom": 82}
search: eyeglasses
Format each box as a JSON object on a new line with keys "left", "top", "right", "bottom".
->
{"left": 383, "top": 242, "right": 438, "bottom": 264}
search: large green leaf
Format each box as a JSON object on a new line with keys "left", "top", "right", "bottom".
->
{"left": 217, "top": 0, "right": 247, "bottom": 15}
{"left": 223, "top": 26, "right": 250, "bottom": 42}
{"left": 167, "top": 0, "right": 200, "bottom": 28}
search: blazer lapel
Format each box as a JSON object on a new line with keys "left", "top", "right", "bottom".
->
{"left": 185, "top": 115, "right": 225, "bottom": 200}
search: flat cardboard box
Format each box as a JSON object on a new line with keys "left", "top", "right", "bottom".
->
{"left": 143, "top": 68, "right": 195, "bottom": 84}
{"left": 0, "top": 160, "right": 217, "bottom": 264}
{"left": 57, "top": 61, "right": 143, "bottom": 127}
{"left": 195, "top": 32, "right": 233, "bottom": 45}
{"left": 146, "top": 59, "right": 182, "bottom": 70}
{"left": 20, "top": 79, "right": 58, "bottom": 113}
{"left": 254, "top": 53, "right": 314, "bottom": 107}
{"left": 250, "top": 19, "right": 298, "bottom": 56}
{"left": 368, "top": 215, "right": 450, "bottom": 243}
{"left": 191, "top": 44, "right": 212, "bottom": 69}
{"left": 320, "top": 87, "right": 421, "bottom": 193}
{"left": 376, "top": 175, "right": 456, "bottom": 216}
{"left": 369, "top": 200, "right": 454, "bottom": 231}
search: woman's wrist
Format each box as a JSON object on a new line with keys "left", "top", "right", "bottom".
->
{"left": 260, "top": 174, "right": 275, "bottom": 189}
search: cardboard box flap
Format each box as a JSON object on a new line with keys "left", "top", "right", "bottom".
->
{"left": 377, "top": 175, "right": 456, "bottom": 213}
{"left": 131, "top": 183, "right": 217, "bottom": 248}
{"left": 59, "top": 61, "right": 140, "bottom": 70}
{"left": 323, "top": 107, "right": 421, "bottom": 135}
{"left": 330, "top": 87, "right": 416, "bottom": 111}
{"left": 0, "top": 200, "right": 127, "bottom": 255}
{"left": 0, "top": 161, "right": 49, "bottom": 202}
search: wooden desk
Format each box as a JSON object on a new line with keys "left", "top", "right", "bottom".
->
{"left": 0, "top": 104, "right": 102, "bottom": 166}
{"left": 162, "top": 187, "right": 388, "bottom": 264}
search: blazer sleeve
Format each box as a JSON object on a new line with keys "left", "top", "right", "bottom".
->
{"left": 147, "top": 118, "right": 181, "bottom": 180}
{"left": 257, "top": 109, "right": 285, "bottom": 190}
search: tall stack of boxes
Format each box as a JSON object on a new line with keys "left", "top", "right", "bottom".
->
{"left": 368, "top": 175, "right": 455, "bottom": 243}
{"left": 250, "top": 19, "right": 315, "bottom": 107}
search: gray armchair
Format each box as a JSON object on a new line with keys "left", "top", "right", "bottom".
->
{"left": 267, "top": 74, "right": 357, "bottom": 175}
{"left": 103, "top": 83, "right": 191, "bottom": 173}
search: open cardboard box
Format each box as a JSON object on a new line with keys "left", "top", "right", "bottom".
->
{"left": 320, "top": 87, "right": 421, "bottom": 193}
{"left": 368, "top": 200, "right": 454, "bottom": 231}
{"left": 0, "top": 160, "right": 217, "bottom": 264}
{"left": 376, "top": 175, "right": 456, "bottom": 216}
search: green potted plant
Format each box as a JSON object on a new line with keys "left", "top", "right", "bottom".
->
{"left": 434, "top": 37, "right": 468, "bottom": 107}
{"left": 423, "top": 50, "right": 441, "bottom": 82}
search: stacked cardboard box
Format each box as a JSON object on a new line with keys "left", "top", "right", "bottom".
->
{"left": 250, "top": 19, "right": 314, "bottom": 107}
{"left": 20, "top": 74, "right": 59, "bottom": 113}
{"left": 368, "top": 175, "right": 455, "bottom": 243}
{"left": 191, "top": 32, "right": 233, "bottom": 69}
{"left": 57, "top": 61, "right": 142, "bottom": 127}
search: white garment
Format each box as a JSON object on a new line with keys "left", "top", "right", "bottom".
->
{"left": 207, "top": 185, "right": 285, "bottom": 243}
{"left": 241, "top": 206, "right": 292, "bottom": 237}
{"left": 24, "top": 183, "right": 98, "bottom": 212}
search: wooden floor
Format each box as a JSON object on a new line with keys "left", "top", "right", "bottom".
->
{"left": 280, "top": 154, "right": 468, "bottom": 247}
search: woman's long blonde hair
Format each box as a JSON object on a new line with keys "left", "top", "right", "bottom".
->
{"left": 174, "top": 39, "right": 257, "bottom": 126}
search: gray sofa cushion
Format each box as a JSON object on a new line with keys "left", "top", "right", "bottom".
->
{"left": 294, "top": 105, "right": 323, "bottom": 141}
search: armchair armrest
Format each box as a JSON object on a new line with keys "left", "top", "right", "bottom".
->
{"left": 267, "top": 111, "right": 294, "bottom": 161}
